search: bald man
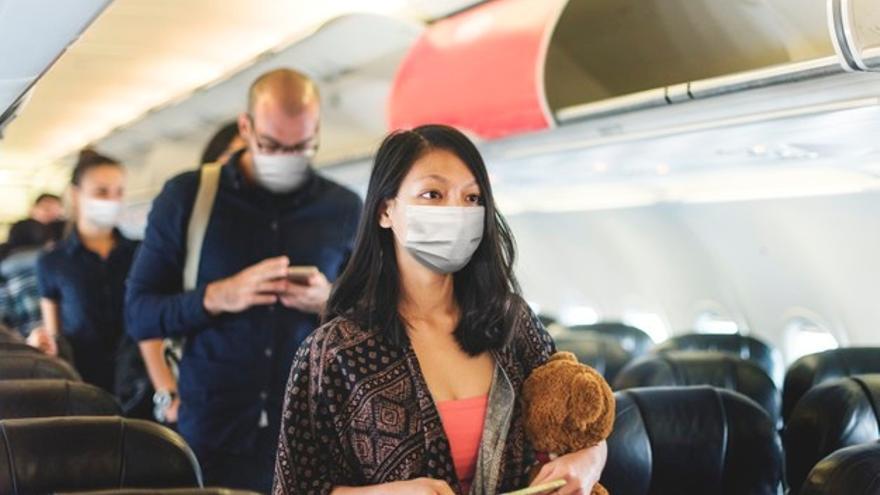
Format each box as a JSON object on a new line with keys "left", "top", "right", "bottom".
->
{"left": 125, "top": 69, "right": 362, "bottom": 492}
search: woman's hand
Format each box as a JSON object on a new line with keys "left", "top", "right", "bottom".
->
{"left": 26, "top": 327, "right": 58, "bottom": 356}
{"left": 332, "top": 477, "right": 455, "bottom": 495}
{"left": 530, "top": 440, "right": 608, "bottom": 495}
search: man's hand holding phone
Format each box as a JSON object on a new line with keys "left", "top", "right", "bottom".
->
{"left": 203, "top": 258, "right": 331, "bottom": 316}
{"left": 279, "top": 265, "right": 331, "bottom": 314}
{"left": 203, "top": 256, "right": 290, "bottom": 315}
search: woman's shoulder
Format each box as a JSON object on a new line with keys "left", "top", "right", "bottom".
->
{"left": 311, "top": 316, "right": 380, "bottom": 346}
{"left": 300, "top": 316, "right": 390, "bottom": 366}
{"left": 36, "top": 242, "right": 68, "bottom": 270}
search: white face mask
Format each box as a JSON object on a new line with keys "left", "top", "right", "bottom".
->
{"left": 81, "top": 197, "right": 122, "bottom": 229}
{"left": 252, "top": 152, "right": 311, "bottom": 194}
{"left": 402, "top": 205, "right": 485, "bottom": 274}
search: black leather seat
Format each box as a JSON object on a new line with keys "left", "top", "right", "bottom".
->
{"left": 537, "top": 314, "right": 556, "bottom": 327}
{"left": 0, "top": 325, "right": 23, "bottom": 343}
{"left": 0, "top": 417, "right": 202, "bottom": 493}
{"left": 613, "top": 351, "right": 780, "bottom": 426}
{"left": 783, "top": 347, "right": 880, "bottom": 422}
{"left": 0, "top": 352, "right": 81, "bottom": 381}
{"left": 569, "top": 322, "right": 654, "bottom": 356}
{"left": 0, "top": 342, "right": 40, "bottom": 354}
{"left": 553, "top": 332, "right": 633, "bottom": 383}
{"left": 61, "top": 490, "right": 259, "bottom": 495}
{"left": 652, "top": 333, "right": 783, "bottom": 386}
{"left": 0, "top": 379, "right": 120, "bottom": 419}
{"left": 800, "top": 441, "right": 880, "bottom": 495}
{"left": 784, "top": 374, "right": 880, "bottom": 494}
{"left": 601, "top": 386, "right": 782, "bottom": 495}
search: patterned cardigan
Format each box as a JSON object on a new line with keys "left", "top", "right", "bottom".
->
{"left": 273, "top": 308, "right": 556, "bottom": 494}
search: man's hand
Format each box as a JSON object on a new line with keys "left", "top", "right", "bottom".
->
{"left": 203, "top": 256, "right": 290, "bottom": 315}
{"left": 279, "top": 270, "right": 331, "bottom": 315}
{"left": 26, "top": 327, "right": 58, "bottom": 356}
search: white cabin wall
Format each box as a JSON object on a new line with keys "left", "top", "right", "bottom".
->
{"left": 507, "top": 190, "right": 880, "bottom": 362}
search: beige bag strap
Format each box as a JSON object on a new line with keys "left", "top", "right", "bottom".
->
{"left": 183, "top": 163, "right": 222, "bottom": 291}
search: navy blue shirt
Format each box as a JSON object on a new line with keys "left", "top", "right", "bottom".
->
{"left": 37, "top": 229, "right": 139, "bottom": 392}
{"left": 125, "top": 153, "right": 362, "bottom": 457}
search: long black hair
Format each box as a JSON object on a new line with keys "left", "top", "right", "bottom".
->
{"left": 200, "top": 121, "right": 240, "bottom": 165}
{"left": 326, "top": 124, "right": 523, "bottom": 355}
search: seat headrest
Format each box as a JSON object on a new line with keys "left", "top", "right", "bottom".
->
{"left": 782, "top": 347, "right": 880, "bottom": 422}
{"left": 0, "top": 326, "right": 24, "bottom": 344}
{"left": 0, "top": 342, "right": 40, "bottom": 354}
{"left": 784, "top": 374, "right": 880, "bottom": 494}
{"left": 653, "top": 333, "right": 783, "bottom": 385}
{"left": 0, "top": 353, "right": 81, "bottom": 381}
{"left": 0, "top": 417, "right": 202, "bottom": 494}
{"left": 601, "top": 386, "right": 782, "bottom": 495}
{"left": 0, "top": 379, "right": 120, "bottom": 419}
{"left": 553, "top": 333, "right": 633, "bottom": 383}
{"left": 569, "top": 322, "right": 654, "bottom": 356}
{"left": 613, "top": 351, "right": 780, "bottom": 426}
{"left": 800, "top": 441, "right": 880, "bottom": 495}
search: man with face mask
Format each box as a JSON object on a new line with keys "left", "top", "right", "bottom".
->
{"left": 125, "top": 69, "right": 362, "bottom": 492}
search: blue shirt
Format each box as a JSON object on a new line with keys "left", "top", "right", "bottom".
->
{"left": 36, "top": 229, "right": 139, "bottom": 392}
{"left": 124, "top": 153, "right": 362, "bottom": 457}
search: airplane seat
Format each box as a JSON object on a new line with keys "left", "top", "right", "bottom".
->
{"left": 0, "top": 352, "right": 81, "bottom": 381}
{"left": 0, "top": 417, "right": 202, "bottom": 494}
{"left": 0, "top": 325, "right": 24, "bottom": 343}
{"left": 613, "top": 351, "right": 781, "bottom": 427}
{"left": 568, "top": 322, "right": 654, "bottom": 356}
{"left": 601, "top": 386, "right": 783, "bottom": 494}
{"left": 0, "top": 342, "right": 40, "bottom": 354}
{"left": 652, "top": 333, "right": 784, "bottom": 386}
{"left": 552, "top": 332, "right": 633, "bottom": 383}
{"left": 799, "top": 441, "right": 880, "bottom": 495}
{"left": 59, "top": 490, "right": 260, "bottom": 495}
{"left": 537, "top": 313, "right": 557, "bottom": 327}
{"left": 783, "top": 374, "right": 880, "bottom": 494}
{"left": 0, "top": 379, "right": 120, "bottom": 419}
{"left": 782, "top": 347, "right": 880, "bottom": 422}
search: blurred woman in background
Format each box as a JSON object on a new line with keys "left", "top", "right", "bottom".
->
{"left": 34, "top": 149, "right": 152, "bottom": 418}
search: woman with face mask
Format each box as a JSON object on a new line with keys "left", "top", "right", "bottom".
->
{"left": 274, "top": 125, "right": 607, "bottom": 495}
{"left": 34, "top": 149, "right": 151, "bottom": 417}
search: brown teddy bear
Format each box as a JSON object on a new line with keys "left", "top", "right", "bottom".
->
{"left": 522, "top": 351, "right": 616, "bottom": 495}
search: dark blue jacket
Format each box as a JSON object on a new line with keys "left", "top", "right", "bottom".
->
{"left": 125, "top": 153, "right": 361, "bottom": 457}
{"left": 37, "top": 230, "right": 139, "bottom": 393}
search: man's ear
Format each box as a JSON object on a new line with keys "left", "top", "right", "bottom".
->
{"left": 378, "top": 198, "right": 394, "bottom": 229}
{"left": 237, "top": 113, "right": 252, "bottom": 141}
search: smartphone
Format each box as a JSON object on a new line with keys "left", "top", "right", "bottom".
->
{"left": 500, "top": 479, "right": 566, "bottom": 495}
{"left": 287, "top": 266, "right": 318, "bottom": 285}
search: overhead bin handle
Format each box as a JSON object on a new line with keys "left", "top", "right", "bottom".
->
{"left": 828, "top": 0, "right": 880, "bottom": 72}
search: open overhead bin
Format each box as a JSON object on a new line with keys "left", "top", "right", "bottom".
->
{"left": 388, "top": 0, "right": 567, "bottom": 139}
{"left": 389, "top": 0, "right": 878, "bottom": 138}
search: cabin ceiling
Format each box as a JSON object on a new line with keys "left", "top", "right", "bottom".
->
{"left": 0, "top": 0, "right": 481, "bottom": 200}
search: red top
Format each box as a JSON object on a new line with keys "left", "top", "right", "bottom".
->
{"left": 437, "top": 394, "right": 489, "bottom": 494}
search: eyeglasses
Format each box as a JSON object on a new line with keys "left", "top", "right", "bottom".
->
{"left": 248, "top": 115, "right": 319, "bottom": 155}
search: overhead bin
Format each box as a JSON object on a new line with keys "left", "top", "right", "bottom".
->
{"left": 546, "top": 0, "right": 834, "bottom": 113}
{"left": 387, "top": 0, "right": 567, "bottom": 139}
{"left": 829, "top": 0, "right": 880, "bottom": 71}
{"left": 389, "top": 0, "right": 878, "bottom": 138}
{"left": 0, "top": 0, "right": 111, "bottom": 136}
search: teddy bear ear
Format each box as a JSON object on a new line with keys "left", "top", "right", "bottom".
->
{"left": 548, "top": 351, "right": 578, "bottom": 363}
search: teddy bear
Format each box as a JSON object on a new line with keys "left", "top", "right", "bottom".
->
{"left": 521, "top": 351, "right": 616, "bottom": 495}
